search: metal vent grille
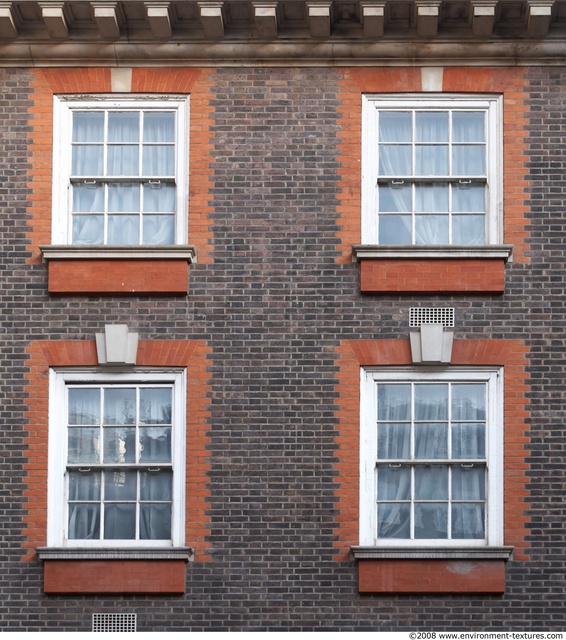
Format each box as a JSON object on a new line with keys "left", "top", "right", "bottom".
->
{"left": 92, "top": 614, "right": 137, "bottom": 633}
{"left": 409, "top": 307, "right": 455, "bottom": 327}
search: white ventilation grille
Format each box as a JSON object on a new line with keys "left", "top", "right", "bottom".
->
{"left": 410, "top": 307, "right": 455, "bottom": 327}
{"left": 92, "top": 613, "right": 137, "bottom": 632}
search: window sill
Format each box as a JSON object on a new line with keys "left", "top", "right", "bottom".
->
{"left": 40, "top": 245, "right": 197, "bottom": 295}
{"left": 37, "top": 547, "right": 194, "bottom": 595}
{"left": 350, "top": 546, "right": 513, "bottom": 594}
{"left": 352, "top": 245, "right": 513, "bottom": 294}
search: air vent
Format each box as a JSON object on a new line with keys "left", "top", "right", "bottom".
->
{"left": 92, "top": 613, "right": 137, "bottom": 633}
{"left": 409, "top": 307, "right": 454, "bottom": 328}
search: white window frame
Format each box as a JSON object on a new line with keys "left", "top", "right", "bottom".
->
{"left": 361, "top": 94, "right": 503, "bottom": 246}
{"left": 47, "top": 368, "right": 186, "bottom": 548}
{"left": 51, "top": 95, "right": 189, "bottom": 246}
{"left": 359, "top": 366, "right": 504, "bottom": 548}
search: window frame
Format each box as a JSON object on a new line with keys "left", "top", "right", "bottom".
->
{"left": 361, "top": 94, "right": 503, "bottom": 247}
{"left": 359, "top": 366, "right": 504, "bottom": 548}
{"left": 51, "top": 94, "right": 189, "bottom": 247}
{"left": 47, "top": 368, "right": 186, "bottom": 549}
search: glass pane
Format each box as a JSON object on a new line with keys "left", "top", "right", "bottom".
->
{"left": 108, "top": 183, "right": 140, "bottom": 213}
{"left": 139, "top": 427, "right": 172, "bottom": 463}
{"left": 453, "top": 112, "right": 485, "bottom": 143}
{"left": 378, "top": 423, "right": 410, "bottom": 459}
{"left": 72, "top": 215, "right": 104, "bottom": 245}
{"left": 379, "top": 215, "right": 412, "bottom": 244}
{"left": 378, "top": 112, "right": 412, "bottom": 142}
{"left": 414, "top": 384, "right": 448, "bottom": 420}
{"left": 68, "top": 471, "right": 101, "bottom": 501}
{"left": 142, "top": 145, "right": 175, "bottom": 177}
{"left": 72, "top": 145, "right": 103, "bottom": 176}
{"left": 415, "top": 465, "right": 448, "bottom": 500}
{"left": 453, "top": 145, "right": 485, "bottom": 176}
{"left": 379, "top": 145, "right": 411, "bottom": 176}
{"left": 143, "top": 112, "right": 175, "bottom": 143}
{"left": 68, "top": 504, "right": 100, "bottom": 540}
{"left": 452, "top": 215, "right": 485, "bottom": 245}
{"left": 452, "top": 423, "right": 485, "bottom": 460}
{"left": 452, "top": 503, "right": 485, "bottom": 539}
{"left": 140, "top": 388, "right": 172, "bottom": 424}
{"left": 143, "top": 183, "right": 176, "bottom": 213}
{"left": 414, "top": 423, "right": 448, "bottom": 459}
{"left": 103, "top": 427, "right": 136, "bottom": 464}
{"left": 104, "top": 503, "right": 136, "bottom": 539}
{"left": 142, "top": 215, "right": 175, "bottom": 245}
{"left": 415, "top": 183, "right": 449, "bottom": 212}
{"left": 377, "top": 384, "right": 411, "bottom": 420}
{"left": 415, "top": 503, "right": 448, "bottom": 539}
{"left": 107, "top": 112, "right": 139, "bottom": 143}
{"left": 452, "top": 384, "right": 486, "bottom": 420}
{"left": 415, "top": 145, "right": 448, "bottom": 176}
{"left": 107, "top": 145, "right": 139, "bottom": 176}
{"left": 452, "top": 183, "right": 485, "bottom": 213}
{"left": 452, "top": 466, "right": 485, "bottom": 500}
{"left": 140, "top": 504, "right": 171, "bottom": 540}
{"left": 377, "top": 465, "right": 411, "bottom": 501}
{"left": 72, "top": 112, "right": 104, "bottom": 142}
{"left": 68, "top": 427, "right": 100, "bottom": 464}
{"left": 415, "top": 112, "right": 448, "bottom": 142}
{"left": 104, "top": 388, "right": 136, "bottom": 425}
{"left": 72, "top": 183, "right": 104, "bottom": 213}
{"left": 378, "top": 184, "right": 411, "bottom": 212}
{"left": 104, "top": 469, "right": 137, "bottom": 501}
{"left": 378, "top": 503, "right": 410, "bottom": 539}
{"left": 68, "top": 388, "right": 100, "bottom": 425}
{"left": 140, "top": 470, "right": 173, "bottom": 501}
{"left": 108, "top": 215, "right": 139, "bottom": 245}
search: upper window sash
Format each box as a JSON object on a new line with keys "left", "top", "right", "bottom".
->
{"left": 359, "top": 367, "right": 504, "bottom": 548}
{"left": 361, "top": 95, "right": 502, "bottom": 246}
{"left": 52, "top": 95, "right": 189, "bottom": 247}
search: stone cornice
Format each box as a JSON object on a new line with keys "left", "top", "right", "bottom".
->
{"left": 1, "top": 0, "right": 566, "bottom": 66}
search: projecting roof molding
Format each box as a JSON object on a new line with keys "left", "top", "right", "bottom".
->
{"left": 0, "top": 0, "right": 565, "bottom": 65}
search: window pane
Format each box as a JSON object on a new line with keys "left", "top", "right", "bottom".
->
{"left": 452, "top": 466, "right": 485, "bottom": 500}
{"left": 415, "top": 465, "right": 448, "bottom": 500}
{"left": 452, "top": 384, "right": 486, "bottom": 420}
{"left": 68, "top": 388, "right": 100, "bottom": 425}
{"left": 415, "top": 112, "right": 448, "bottom": 142}
{"left": 414, "top": 503, "right": 448, "bottom": 539}
{"left": 415, "top": 215, "right": 449, "bottom": 245}
{"left": 452, "top": 423, "right": 485, "bottom": 459}
{"left": 377, "top": 465, "right": 411, "bottom": 501}
{"left": 72, "top": 183, "right": 104, "bottom": 213}
{"left": 453, "top": 145, "right": 486, "bottom": 176}
{"left": 142, "top": 145, "right": 175, "bottom": 177}
{"left": 379, "top": 145, "right": 411, "bottom": 176}
{"left": 377, "top": 384, "right": 411, "bottom": 420}
{"left": 107, "top": 145, "right": 139, "bottom": 176}
{"left": 142, "top": 215, "right": 175, "bottom": 245}
{"left": 140, "top": 470, "right": 173, "bottom": 501}
{"left": 452, "top": 215, "right": 485, "bottom": 245}
{"left": 140, "top": 388, "right": 172, "bottom": 424}
{"left": 72, "top": 215, "right": 104, "bottom": 245}
{"left": 140, "top": 504, "right": 171, "bottom": 540}
{"left": 379, "top": 112, "right": 412, "bottom": 142}
{"left": 73, "top": 112, "right": 104, "bottom": 142}
{"left": 143, "top": 183, "right": 176, "bottom": 213}
{"left": 68, "top": 427, "right": 100, "bottom": 464}
{"left": 68, "top": 471, "right": 101, "bottom": 501}
{"left": 104, "top": 388, "right": 136, "bottom": 425}
{"left": 414, "top": 384, "right": 448, "bottom": 420}
{"left": 68, "top": 504, "right": 100, "bottom": 540}
{"left": 104, "top": 503, "right": 136, "bottom": 539}
{"left": 103, "top": 427, "right": 136, "bottom": 464}
{"left": 452, "top": 503, "right": 485, "bottom": 539}
{"left": 452, "top": 183, "right": 485, "bottom": 213}
{"left": 453, "top": 112, "right": 485, "bottom": 143}
{"left": 104, "top": 469, "right": 137, "bottom": 501}
{"left": 379, "top": 215, "right": 412, "bottom": 244}
{"left": 415, "top": 183, "right": 448, "bottom": 212}
{"left": 414, "top": 423, "right": 448, "bottom": 459}
{"left": 139, "top": 427, "right": 172, "bottom": 463}
{"left": 108, "top": 183, "right": 140, "bottom": 213}
{"left": 143, "top": 112, "right": 175, "bottom": 143}
{"left": 378, "top": 503, "right": 410, "bottom": 539}
{"left": 378, "top": 183, "right": 411, "bottom": 213}
{"left": 378, "top": 423, "right": 410, "bottom": 459}
{"left": 415, "top": 145, "right": 448, "bottom": 176}
{"left": 108, "top": 215, "right": 139, "bottom": 245}
{"left": 72, "top": 145, "right": 103, "bottom": 176}
{"left": 107, "top": 112, "right": 139, "bottom": 143}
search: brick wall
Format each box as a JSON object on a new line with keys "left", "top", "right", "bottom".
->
{"left": 0, "top": 64, "right": 563, "bottom": 629}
